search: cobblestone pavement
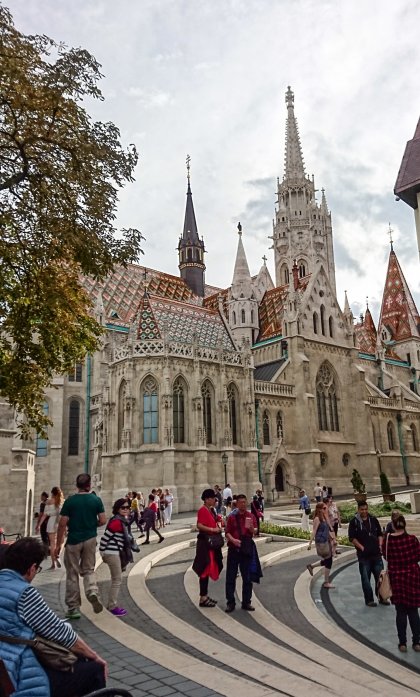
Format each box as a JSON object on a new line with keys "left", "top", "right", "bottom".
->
{"left": 32, "top": 519, "right": 420, "bottom": 697}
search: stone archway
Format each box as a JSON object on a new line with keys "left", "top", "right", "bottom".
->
{"left": 275, "top": 461, "right": 285, "bottom": 492}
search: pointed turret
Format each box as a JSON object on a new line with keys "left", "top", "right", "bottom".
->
{"left": 343, "top": 290, "right": 351, "bottom": 316}
{"left": 231, "top": 223, "right": 252, "bottom": 297}
{"left": 378, "top": 247, "right": 420, "bottom": 343}
{"left": 355, "top": 305, "right": 377, "bottom": 355}
{"left": 284, "top": 86, "right": 306, "bottom": 183}
{"left": 134, "top": 289, "right": 161, "bottom": 341}
{"left": 271, "top": 87, "right": 336, "bottom": 295}
{"left": 178, "top": 156, "right": 206, "bottom": 296}
{"left": 228, "top": 224, "right": 259, "bottom": 345}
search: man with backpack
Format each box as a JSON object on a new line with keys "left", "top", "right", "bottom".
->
{"left": 348, "top": 501, "right": 386, "bottom": 607}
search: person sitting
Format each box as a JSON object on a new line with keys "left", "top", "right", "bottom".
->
{"left": 0, "top": 537, "right": 107, "bottom": 697}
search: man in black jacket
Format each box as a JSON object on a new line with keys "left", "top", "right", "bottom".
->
{"left": 348, "top": 501, "right": 386, "bottom": 607}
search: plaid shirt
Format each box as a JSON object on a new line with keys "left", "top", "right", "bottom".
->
{"left": 384, "top": 532, "right": 420, "bottom": 607}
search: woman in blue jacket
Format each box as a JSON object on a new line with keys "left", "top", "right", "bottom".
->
{"left": 0, "top": 537, "right": 107, "bottom": 696}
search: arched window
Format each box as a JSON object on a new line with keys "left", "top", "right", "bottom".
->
{"left": 241, "top": 309, "right": 246, "bottom": 324}
{"left": 142, "top": 377, "right": 159, "bottom": 444}
{"left": 411, "top": 424, "right": 419, "bottom": 452}
{"left": 251, "top": 309, "right": 254, "bottom": 324}
{"left": 118, "top": 380, "right": 127, "bottom": 449}
{"left": 281, "top": 265, "right": 289, "bottom": 285}
{"left": 276, "top": 411, "right": 284, "bottom": 439}
{"left": 298, "top": 262, "right": 306, "bottom": 278}
{"left": 232, "top": 311, "right": 236, "bottom": 324}
{"left": 173, "top": 377, "right": 186, "bottom": 444}
{"left": 262, "top": 410, "right": 270, "bottom": 445}
{"left": 387, "top": 421, "right": 395, "bottom": 451}
{"left": 68, "top": 363, "right": 83, "bottom": 382}
{"left": 227, "top": 383, "right": 239, "bottom": 445}
{"left": 329, "top": 316, "right": 333, "bottom": 338}
{"left": 201, "top": 381, "right": 213, "bottom": 444}
{"left": 320, "top": 305, "right": 326, "bottom": 336}
{"left": 36, "top": 402, "right": 49, "bottom": 457}
{"left": 313, "top": 312, "right": 318, "bottom": 334}
{"left": 316, "top": 363, "right": 339, "bottom": 431}
{"left": 187, "top": 248, "right": 192, "bottom": 261}
{"left": 68, "top": 400, "right": 80, "bottom": 455}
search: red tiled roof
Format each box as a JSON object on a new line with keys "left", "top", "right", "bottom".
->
{"left": 354, "top": 308, "right": 377, "bottom": 354}
{"left": 258, "top": 285, "right": 288, "bottom": 340}
{"left": 378, "top": 250, "right": 420, "bottom": 342}
{"left": 203, "top": 288, "right": 229, "bottom": 317}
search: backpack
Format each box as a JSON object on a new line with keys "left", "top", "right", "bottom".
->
{"left": 315, "top": 520, "right": 329, "bottom": 544}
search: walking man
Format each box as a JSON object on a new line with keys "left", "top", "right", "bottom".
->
{"left": 55, "top": 473, "right": 106, "bottom": 620}
{"left": 225, "top": 494, "right": 259, "bottom": 613}
{"left": 348, "top": 501, "right": 387, "bottom": 607}
{"left": 299, "top": 489, "right": 311, "bottom": 532}
{"left": 313, "top": 482, "right": 322, "bottom": 503}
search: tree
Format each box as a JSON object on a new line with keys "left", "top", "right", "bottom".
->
{"left": 0, "top": 6, "right": 143, "bottom": 434}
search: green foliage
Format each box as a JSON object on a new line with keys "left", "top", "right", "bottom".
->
{"left": 338, "top": 500, "right": 411, "bottom": 523}
{"left": 260, "top": 521, "right": 352, "bottom": 546}
{"left": 350, "top": 468, "right": 366, "bottom": 493}
{"left": 0, "top": 7, "right": 144, "bottom": 434}
{"left": 380, "top": 472, "right": 392, "bottom": 494}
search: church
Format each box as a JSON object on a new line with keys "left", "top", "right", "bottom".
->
{"left": 2, "top": 87, "right": 420, "bottom": 530}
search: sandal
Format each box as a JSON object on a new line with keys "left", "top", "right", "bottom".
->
{"left": 323, "top": 583, "right": 335, "bottom": 589}
{"left": 199, "top": 597, "right": 217, "bottom": 607}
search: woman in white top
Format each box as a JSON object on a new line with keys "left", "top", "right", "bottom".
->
{"left": 36, "top": 486, "right": 64, "bottom": 569}
{"left": 164, "top": 489, "right": 174, "bottom": 525}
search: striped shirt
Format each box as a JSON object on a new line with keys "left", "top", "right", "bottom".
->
{"left": 99, "top": 517, "right": 125, "bottom": 555}
{"left": 18, "top": 586, "right": 77, "bottom": 648}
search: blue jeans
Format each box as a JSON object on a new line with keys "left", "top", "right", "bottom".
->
{"left": 358, "top": 557, "right": 383, "bottom": 604}
{"left": 225, "top": 548, "right": 253, "bottom": 607}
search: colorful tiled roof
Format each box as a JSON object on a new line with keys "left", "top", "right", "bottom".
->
{"left": 135, "top": 292, "right": 161, "bottom": 340}
{"left": 82, "top": 263, "right": 224, "bottom": 324}
{"left": 354, "top": 308, "right": 377, "bottom": 354}
{"left": 378, "top": 250, "right": 420, "bottom": 342}
{"left": 258, "top": 286, "right": 288, "bottom": 341}
{"left": 203, "top": 288, "right": 229, "bottom": 317}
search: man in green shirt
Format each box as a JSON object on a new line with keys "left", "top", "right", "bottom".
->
{"left": 56, "top": 473, "right": 107, "bottom": 620}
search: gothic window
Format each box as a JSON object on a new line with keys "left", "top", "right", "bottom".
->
{"left": 173, "top": 378, "right": 186, "bottom": 444}
{"left": 201, "top": 381, "right": 213, "bottom": 444}
{"left": 262, "top": 410, "right": 270, "bottom": 445}
{"left": 68, "top": 363, "right": 83, "bottom": 382}
{"left": 227, "top": 383, "right": 239, "bottom": 445}
{"left": 280, "top": 265, "right": 289, "bottom": 285}
{"left": 68, "top": 399, "right": 80, "bottom": 455}
{"left": 36, "top": 402, "right": 49, "bottom": 457}
{"left": 276, "top": 411, "right": 284, "bottom": 439}
{"left": 316, "top": 363, "right": 339, "bottom": 432}
{"left": 251, "top": 309, "right": 254, "bottom": 324}
{"left": 329, "top": 316, "right": 333, "bottom": 338}
{"left": 320, "top": 305, "right": 326, "bottom": 335}
{"left": 142, "top": 377, "right": 159, "bottom": 444}
{"left": 241, "top": 309, "right": 246, "bottom": 324}
{"left": 411, "top": 424, "right": 419, "bottom": 452}
{"left": 298, "top": 262, "right": 306, "bottom": 278}
{"left": 313, "top": 312, "right": 318, "bottom": 334}
{"left": 232, "top": 311, "right": 236, "bottom": 324}
{"left": 387, "top": 421, "right": 395, "bottom": 451}
{"left": 187, "top": 248, "right": 192, "bottom": 261}
{"left": 118, "top": 380, "right": 127, "bottom": 449}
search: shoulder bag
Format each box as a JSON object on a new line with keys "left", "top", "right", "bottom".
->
{"left": 378, "top": 535, "right": 392, "bottom": 601}
{"left": 206, "top": 509, "right": 224, "bottom": 550}
{"left": 0, "top": 633, "right": 77, "bottom": 671}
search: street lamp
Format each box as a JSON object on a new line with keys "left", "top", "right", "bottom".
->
{"left": 222, "top": 452, "right": 228, "bottom": 486}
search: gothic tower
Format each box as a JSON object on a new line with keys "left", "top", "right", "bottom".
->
{"left": 228, "top": 224, "right": 259, "bottom": 345}
{"left": 272, "top": 87, "right": 336, "bottom": 295}
{"left": 178, "top": 158, "right": 206, "bottom": 296}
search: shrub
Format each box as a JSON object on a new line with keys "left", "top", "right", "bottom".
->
{"left": 380, "top": 472, "right": 392, "bottom": 494}
{"left": 350, "top": 469, "right": 366, "bottom": 493}
{"left": 337, "top": 500, "right": 411, "bottom": 523}
{"left": 260, "top": 521, "right": 351, "bottom": 546}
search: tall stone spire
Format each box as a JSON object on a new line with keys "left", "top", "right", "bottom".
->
{"left": 284, "top": 86, "right": 306, "bottom": 183}
{"left": 228, "top": 223, "right": 259, "bottom": 345}
{"left": 178, "top": 155, "right": 206, "bottom": 296}
{"left": 232, "top": 223, "right": 252, "bottom": 296}
{"left": 271, "top": 87, "right": 336, "bottom": 295}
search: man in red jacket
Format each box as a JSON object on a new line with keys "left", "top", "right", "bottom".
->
{"left": 225, "top": 495, "right": 257, "bottom": 613}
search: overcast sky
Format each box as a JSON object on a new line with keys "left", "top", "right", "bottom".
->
{"left": 10, "top": 0, "right": 420, "bottom": 323}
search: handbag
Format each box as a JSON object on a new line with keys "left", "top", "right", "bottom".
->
{"left": 206, "top": 533, "right": 224, "bottom": 550}
{"left": 378, "top": 535, "right": 392, "bottom": 601}
{"left": 315, "top": 541, "right": 331, "bottom": 559}
{"left": 0, "top": 634, "right": 77, "bottom": 671}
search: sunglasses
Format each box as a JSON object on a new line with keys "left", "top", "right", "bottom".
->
{"left": 120, "top": 505, "right": 130, "bottom": 510}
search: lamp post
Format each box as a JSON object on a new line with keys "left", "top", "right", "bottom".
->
{"left": 222, "top": 452, "right": 228, "bottom": 486}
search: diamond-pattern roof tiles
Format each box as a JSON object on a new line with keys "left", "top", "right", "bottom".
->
{"left": 354, "top": 308, "right": 377, "bottom": 354}
{"left": 258, "top": 286, "right": 288, "bottom": 340}
{"left": 378, "top": 250, "right": 420, "bottom": 342}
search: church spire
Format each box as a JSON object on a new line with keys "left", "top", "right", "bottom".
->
{"left": 232, "top": 222, "right": 252, "bottom": 294}
{"left": 378, "top": 245, "right": 420, "bottom": 343}
{"left": 178, "top": 155, "right": 206, "bottom": 296}
{"left": 284, "top": 86, "right": 306, "bottom": 183}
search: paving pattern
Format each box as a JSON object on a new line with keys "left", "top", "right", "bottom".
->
{"left": 33, "top": 516, "right": 420, "bottom": 697}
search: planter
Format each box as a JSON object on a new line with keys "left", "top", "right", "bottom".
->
{"left": 382, "top": 493, "right": 396, "bottom": 502}
{"left": 354, "top": 493, "right": 367, "bottom": 504}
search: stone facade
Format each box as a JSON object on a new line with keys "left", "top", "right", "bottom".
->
{"left": 1, "top": 86, "right": 420, "bottom": 529}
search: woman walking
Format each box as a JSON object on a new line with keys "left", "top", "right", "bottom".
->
{"left": 192, "top": 489, "right": 223, "bottom": 607}
{"left": 326, "top": 495, "right": 342, "bottom": 554}
{"left": 307, "top": 501, "right": 335, "bottom": 588}
{"left": 99, "top": 498, "right": 136, "bottom": 616}
{"left": 383, "top": 515, "right": 420, "bottom": 652}
{"left": 36, "top": 486, "right": 64, "bottom": 569}
{"left": 299, "top": 489, "right": 311, "bottom": 532}
{"left": 164, "top": 488, "right": 174, "bottom": 525}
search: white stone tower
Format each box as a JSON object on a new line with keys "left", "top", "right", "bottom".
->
{"left": 228, "top": 223, "right": 259, "bottom": 345}
{"left": 271, "top": 87, "right": 336, "bottom": 295}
